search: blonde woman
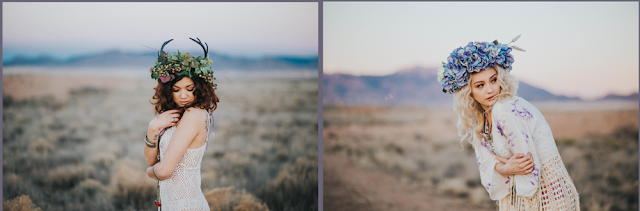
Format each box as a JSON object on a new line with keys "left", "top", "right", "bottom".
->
{"left": 437, "top": 36, "right": 580, "bottom": 210}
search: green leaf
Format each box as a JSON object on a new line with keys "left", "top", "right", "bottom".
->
{"left": 195, "top": 67, "right": 201, "bottom": 74}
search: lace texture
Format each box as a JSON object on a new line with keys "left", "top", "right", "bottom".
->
{"left": 497, "top": 155, "right": 580, "bottom": 211}
{"left": 159, "top": 111, "right": 211, "bottom": 211}
{"left": 539, "top": 155, "right": 579, "bottom": 211}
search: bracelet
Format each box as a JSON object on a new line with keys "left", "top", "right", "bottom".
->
{"left": 145, "top": 135, "right": 157, "bottom": 148}
{"left": 152, "top": 165, "right": 160, "bottom": 180}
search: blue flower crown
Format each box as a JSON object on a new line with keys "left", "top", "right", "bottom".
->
{"left": 437, "top": 35, "right": 525, "bottom": 94}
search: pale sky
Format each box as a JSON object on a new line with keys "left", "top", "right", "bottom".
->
{"left": 3, "top": 2, "right": 318, "bottom": 60}
{"left": 324, "top": 2, "right": 639, "bottom": 100}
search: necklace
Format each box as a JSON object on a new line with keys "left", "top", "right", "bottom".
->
{"left": 485, "top": 110, "right": 517, "bottom": 204}
{"left": 483, "top": 109, "right": 494, "bottom": 149}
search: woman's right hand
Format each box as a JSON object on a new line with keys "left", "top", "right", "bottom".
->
{"left": 500, "top": 152, "right": 534, "bottom": 175}
{"left": 150, "top": 109, "right": 181, "bottom": 131}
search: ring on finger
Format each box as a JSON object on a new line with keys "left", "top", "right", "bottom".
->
{"left": 173, "top": 117, "right": 176, "bottom": 123}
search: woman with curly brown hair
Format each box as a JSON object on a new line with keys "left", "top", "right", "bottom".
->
{"left": 143, "top": 38, "right": 219, "bottom": 211}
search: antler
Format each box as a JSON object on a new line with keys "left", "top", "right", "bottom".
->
{"left": 160, "top": 39, "right": 173, "bottom": 52}
{"left": 158, "top": 38, "right": 174, "bottom": 62}
{"left": 189, "top": 37, "right": 208, "bottom": 58}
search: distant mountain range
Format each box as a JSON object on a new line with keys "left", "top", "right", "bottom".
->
{"left": 600, "top": 93, "right": 639, "bottom": 101}
{"left": 3, "top": 50, "right": 318, "bottom": 71}
{"left": 323, "top": 67, "right": 637, "bottom": 107}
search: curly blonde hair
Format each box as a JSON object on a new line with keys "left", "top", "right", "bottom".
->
{"left": 453, "top": 65, "right": 519, "bottom": 147}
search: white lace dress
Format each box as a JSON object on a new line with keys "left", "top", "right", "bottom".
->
{"left": 158, "top": 110, "right": 213, "bottom": 211}
{"left": 474, "top": 96, "right": 580, "bottom": 211}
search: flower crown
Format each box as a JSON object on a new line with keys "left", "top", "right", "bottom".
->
{"left": 437, "top": 35, "right": 525, "bottom": 94}
{"left": 150, "top": 37, "right": 217, "bottom": 89}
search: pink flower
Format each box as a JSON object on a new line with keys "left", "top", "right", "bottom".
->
{"left": 159, "top": 74, "right": 174, "bottom": 83}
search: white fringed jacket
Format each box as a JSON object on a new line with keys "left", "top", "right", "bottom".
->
{"left": 473, "top": 96, "right": 580, "bottom": 211}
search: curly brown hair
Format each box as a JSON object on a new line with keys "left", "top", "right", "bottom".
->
{"left": 151, "top": 74, "right": 219, "bottom": 116}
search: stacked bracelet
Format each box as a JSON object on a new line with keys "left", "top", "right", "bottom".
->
{"left": 145, "top": 135, "right": 157, "bottom": 148}
{"left": 152, "top": 165, "right": 160, "bottom": 180}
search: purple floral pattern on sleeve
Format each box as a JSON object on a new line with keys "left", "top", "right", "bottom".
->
{"left": 496, "top": 118, "right": 516, "bottom": 147}
{"left": 481, "top": 136, "right": 497, "bottom": 155}
{"left": 529, "top": 164, "right": 540, "bottom": 186}
{"left": 477, "top": 156, "right": 488, "bottom": 174}
{"left": 511, "top": 99, "right": 533, "bottom": 122}
{"left": 496, "top": 119, "right": 506, "bottom": 137}
{"left": 522, "top": 132, "right": 530, "bottom": 143}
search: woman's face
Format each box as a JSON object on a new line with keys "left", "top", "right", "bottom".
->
{"left": 470, "top": 67, "right": 501, "bottom": 110}
{"left": 172, "top": 77, "right": 196, "bottom": 107}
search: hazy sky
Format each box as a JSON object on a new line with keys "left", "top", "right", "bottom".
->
{"left": 3, "top": 2, "right": 318, "bottom": 60}
{"left": 324, "top": 2, "right": 639, "bottom": 100}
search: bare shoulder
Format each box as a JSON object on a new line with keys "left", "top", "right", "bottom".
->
{"left": 185, "top": 107, "right": 208, "bottom": 114}
{"left": 182, "top": 108, "right": 208, "bottom": 123}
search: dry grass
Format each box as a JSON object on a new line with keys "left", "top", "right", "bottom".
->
{"left": 255, "top": 157, "right": 318, "bottom": 211}
{"left": 109, "top": 159, "right": 157, "bottom": 210}
{"left": 46, "top": 164, "right": 96, "bottom": 189}
{"left": 205, "top": 186, "right": 270, "bottom": 211}
{"left": 3, "top": 195, "right": 43, "bottom": 211}
{"left": 323, "top": 104, "right": 638, "bottom": 211}
{"left": 3, "top": 71, "right": 318, "bottom": 211}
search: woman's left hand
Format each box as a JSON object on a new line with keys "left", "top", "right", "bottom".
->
{"left": 496, "top": 152, "right": 532, "bottom": 164}
{"left": 496, "top": 152, "right": 534, "bottom": 175}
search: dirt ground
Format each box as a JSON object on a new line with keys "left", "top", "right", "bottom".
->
{"left": 323, "top": 104, "right": 638, "bottom": 211}
{"left": 324, "top": 154, "right": 495, "bottom": 211}
{"left": 3, "top": 71, "right": 138, "bottom": 102}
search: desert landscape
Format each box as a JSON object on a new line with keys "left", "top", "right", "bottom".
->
{"left": 323, "top": 103, "right": 638, "bottom": 211}
{"left": 3, "top": 68, "right": 318, "bottom": 211}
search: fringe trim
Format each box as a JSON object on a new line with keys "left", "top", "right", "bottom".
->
{"left": 497, "top": 155, "right": 580, "bottom": 211}
{"left": 497, "top": 181, "right": 541, "bottom": 211}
